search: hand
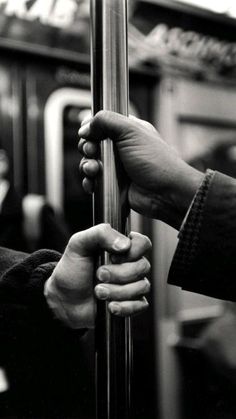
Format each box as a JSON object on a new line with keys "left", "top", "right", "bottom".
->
{"left": 44, "top": 223, "right": 151, "bottom": 329}
{"left": 78, "top": 111, "right": 203, "bottom": 229}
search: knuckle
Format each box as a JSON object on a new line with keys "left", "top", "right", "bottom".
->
{"left": 67, "top": 232, "right": 78, "bottom": 249}
{"left": 143, "top": 120, "right": 151, "bottom": 128}
{"left": 97, "top": 223, "right": 112, "bottom": 236}
{"left": 95, "top": 223, "right": 115, "bottom": 245}
{"left": 117, "top": 306, "right": 128, "bottom": 317}
{"left": 67, "top": 231, "right": 86, "bottom": 253}
{"left": 143, "top": 120, "right": 156, "bottom": 133}
{"left": 94, "top": 110, "right": 110, "bottom": 126}
{"left": 95, "top": 109, "right": 107, "bottom": 119}
{"left": 129, "top": 232, "right": 152, "bottom": 255}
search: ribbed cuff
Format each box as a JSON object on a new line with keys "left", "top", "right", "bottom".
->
{"left": 169, "top": 169, "right": 215, "bottom": 282}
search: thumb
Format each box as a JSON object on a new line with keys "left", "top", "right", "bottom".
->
{"left": 67, "top": 223, "right": 131, "bottom": 257}
{"left": 78, "top": 110, "right": 130, "bottom": 142}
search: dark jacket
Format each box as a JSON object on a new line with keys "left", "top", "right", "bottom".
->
{"left": 169, "top": 170, "right": 236, "bottom": 302}
{"left": 0, "top": 248, "right": 94, "bottom": 418}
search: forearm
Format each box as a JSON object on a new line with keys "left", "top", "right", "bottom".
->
{"left": 136, "top": 163, "right": 204, "bottom": 230}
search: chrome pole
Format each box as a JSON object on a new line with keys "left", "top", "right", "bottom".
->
{"left": 90, "top": 1, "right": 132, "bottom": 419}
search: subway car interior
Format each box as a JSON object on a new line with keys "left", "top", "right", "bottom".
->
{"left": 1, "top": 1, "right": 236, "bottom": 418}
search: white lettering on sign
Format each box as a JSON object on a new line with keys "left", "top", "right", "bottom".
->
{"left": 146, "top": 23, "right": 236, "bottom": 71}
{"left": 4, "top": 0, "right": 27, "bottom": 18}
{"left": 0, "top": 0, "right": 79, "bottom": 28}
{"left": 47, "top": 0, "right": 77, "bottom": 28}
{"left": 26, "top": 0, "right": 55, "bottom": 23}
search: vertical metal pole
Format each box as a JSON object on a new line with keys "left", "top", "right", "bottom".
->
{"left": 90, "top": 1, "right": 132, "bottom": 419}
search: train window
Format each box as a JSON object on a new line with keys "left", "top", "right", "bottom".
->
{"left": 44, "top": 87, "right": 92, "bottom": 233}
{"left": 63, "top": 105, "right": 92, "bottom": 233}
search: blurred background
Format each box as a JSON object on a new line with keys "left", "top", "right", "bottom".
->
{"left": 1, "top": 1, "right": 236, "bottom": 418}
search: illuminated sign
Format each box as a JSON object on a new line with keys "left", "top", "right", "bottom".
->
{"left": 0, "top": 0, "right": 83, "bottom": 28}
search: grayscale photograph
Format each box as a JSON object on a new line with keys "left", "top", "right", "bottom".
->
{"left": 0, "top": 1, "right": 236, "bottom": 419}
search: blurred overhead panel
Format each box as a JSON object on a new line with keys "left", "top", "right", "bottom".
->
{"left": 0, "top": 0, "right": 90, "bottom": 58}
{"left": 174, "top": 0, "right": 236, "bottom": 17}
{"left": 130, "top": 0, "right": 236, "bottom": 81}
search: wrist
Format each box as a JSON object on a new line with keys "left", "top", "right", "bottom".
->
{"left": 44, "top": 274, "right": 95, "bottom": 329}
{"left": 44, "top": 275, "right": 69, "bottom": 324}
{"left": 155, "top": 164, "right": 204, "bottom": 230}
{"left": 170, "top": 164, "right": 204, "bottom": 223}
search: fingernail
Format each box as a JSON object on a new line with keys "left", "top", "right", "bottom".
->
{"left": 113, "top": 237, "right": 130, "bottom": 251}
{"left": 78, "top": 138, "right": 86, "bottom": 152}
{"left": 97, "top": 268, "right": 111, "bottom": 282}
{"left": 79, "top": 122, "right": 90, "bottom": 138}
{"left": 81, "top": 114, "right": 92, "bottom": 125}
{"left": 96, "top": 285, "right": 109, "bottom": 300}
{"left": 110, "top": 303, "right": 121, "bottom": 315}
{"left": 79, "top": 160, "right": 88, "bottom": 174}
{"left": 82, "top": 163, "right": 89, "bottom": 175}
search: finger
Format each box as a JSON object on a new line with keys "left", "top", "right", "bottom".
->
{"left": 83, "top": 141, "right": 99, "bottom": 158}
{"left": 96, "top": 256, "right": 150, "bottom": 284}
{"left": 79, "top": 156, "right": 89, "bottom": 173}
{"left": 111, "top": 231, "right": 152, "bottom": 263}
{"left": 95, "top": 278, "right": 150, "bottom": 301}
{"left": 78, "top": 110, "right": 132, "bottom": 141}
{"left": 80, "top": 111, "right": 92, "bottom": 126}
{"left": 68, "top": 223, "right": 131, "bottom": 257}
{"left": 82, "top": 177, "right": 94, "bottom": 194}
{"left": 108, "top": 297, "right": 149, "bottom": 317}
{"left": 79, "top": 158, "right": 100, "bottom": 176}
{"left": 129, "top": 114, "right": 157, "bottom": 132}
{"left": 81, "top": 159, "right": 100, "bottom": 178}
{"left": 78, "top": 138, "right": 99, "bottom": 158}
{"left": 78, "top": 138, "right": 86, "bottom": 154}
{"left": 78, "top": 110, "right": 157, "bottom": 142}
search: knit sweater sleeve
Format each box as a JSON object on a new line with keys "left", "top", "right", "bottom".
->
{"left": 0, "top": 248, "right": 89, "bottom": 418}
{"left": 0, "top": 249, "right": 64, "bottom": 332}
{"left": 168, "top": 170, "right": 236, "bottom": 302}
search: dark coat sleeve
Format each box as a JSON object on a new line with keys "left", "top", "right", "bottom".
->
{"left": 0, "top": 248, "right": 63, "bottom": 363}
{"left": 0, "top": 248, "right": 91, "bottom": 418}
{"left": 168, "top": 170, "right": 236, "bottom": 302}
{"left": 0, "top": 247, "right": 61, "bottom": 310}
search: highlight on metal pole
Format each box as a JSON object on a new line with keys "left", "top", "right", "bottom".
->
{"left": 90, "top": 1, "right": 132, "bottom": 419}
